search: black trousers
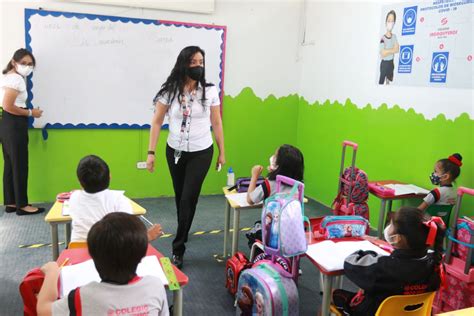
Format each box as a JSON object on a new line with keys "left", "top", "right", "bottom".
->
{"left": 166, "top": 144, "right": 213, "bottom": 256}
{"left": 0, "top": 111, "right": 29, "bottom": 208}
{"left": 379, "top": 59, "right": 395, "bottom": 84}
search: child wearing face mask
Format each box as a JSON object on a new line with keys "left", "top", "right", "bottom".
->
{"left": 418, "top": 153, "right": 463, "bottom": 211}
{"left": 332, "top": 207, "right": 445, "bottom": 316}
{"left": 246, "top": 144, "right": 304, "bottom": 205}
{"left": 379, "top": 10, "right": 399, "bottom": 85}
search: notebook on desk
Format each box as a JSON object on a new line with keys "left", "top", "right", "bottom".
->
{"left": 225, "top": 192, "right": 263, "bottom": 207}
{"left": 383, "top": 184, "right": 429, "bottom": 196}
{"left": 59, "top": 255, "right": 168, "bottom": 297}
{"left": 306, "top": 240, "right": 389, "bottom": 272}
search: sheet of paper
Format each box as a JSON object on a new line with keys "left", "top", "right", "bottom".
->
{"left": 60, "top": 255, "right": 168, "bottom": 297}
{"left": 225, "top": 192, "right": 262, "bottom": 207}
{"left": 306, "top": 240, "right": 389, "bottom": 272}
{"left": 61, "top": 200, "right": 70, "bottom": 216}
{"left": 384, "top": 184, "right": 429, "bottom": 196}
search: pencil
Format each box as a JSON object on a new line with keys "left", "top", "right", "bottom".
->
{"left": 140, "top": 215, "right": 154, "bottom": 226}
{"left": 59, "top": 258, "right": 70, "bottom": 268}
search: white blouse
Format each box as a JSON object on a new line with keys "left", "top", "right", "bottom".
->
{"left": 156, "top": 84, "right": 220, "bottom": 152}
{"left": 0, "top": 73, "right": 28, "bottom": 108}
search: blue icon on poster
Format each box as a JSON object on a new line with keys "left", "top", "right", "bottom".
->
{"left": 430, "top": 52, "right": 449, "bottom": 83}
{"left": 402, "top": 6, "right": 417, "bottom": 35}
{"left": 398, "top": 45, "right": 414, "bottom": 73}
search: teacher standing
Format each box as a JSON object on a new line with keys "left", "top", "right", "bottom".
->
{"left": 147, "top": 46, "right": 225, "bottom": 268}
{"left": 1, "top": 48, "right": 44, "bottom": 215}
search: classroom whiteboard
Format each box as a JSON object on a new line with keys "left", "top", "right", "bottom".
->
{"left": 25, "top": 9, "right": 226, "bottom": 129}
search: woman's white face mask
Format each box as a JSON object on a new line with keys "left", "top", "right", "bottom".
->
{"left": 15, "top": 64, "right": 34, "bottom": 77}
{"left": 384, "top": 224, "right": 398, "bottom": 245}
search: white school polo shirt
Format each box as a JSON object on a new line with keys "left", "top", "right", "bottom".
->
{"left": 0, "top": 73, "right": 28, "bottom": 108}
{"left": 155, "top": 84, "right": 220, "bottom": 152}
{"left": 69, "top": 189, "right": 133, "bottom": 242}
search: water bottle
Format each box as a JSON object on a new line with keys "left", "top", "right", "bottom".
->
{"left": 227, "top": 167, "right": 235, "bottom": 187}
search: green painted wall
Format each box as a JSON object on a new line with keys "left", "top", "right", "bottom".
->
{"left": 1, "top": 87, "right": 473, "bottom": 228}
{"left": 296, "top": 98, "right": 474, "bottom": 226}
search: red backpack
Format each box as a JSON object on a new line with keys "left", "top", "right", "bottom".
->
{"left": 225, "top": 252, "right": 251, "bottom": 295}
{"left": 19, "top": 268, "right": 44, "bottom": 316}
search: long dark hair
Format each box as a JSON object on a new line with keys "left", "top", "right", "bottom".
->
{"left": 392, "top": 207, "right": 445, "bottom": 267}
{"left": 154, "top": 46, "right": 212, "bottom": 106}
{"left": 268, "top": 144, "right": 304, "bottom": 182}
{"left": 2, "top": 48, "right": 36, "bottom": 75}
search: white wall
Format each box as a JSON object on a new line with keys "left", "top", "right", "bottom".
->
{"left": 299, "top": 0, "right": 473, "bottom": 120}
{"left": 0, "top": 0, "right": 303, "bottom": 99}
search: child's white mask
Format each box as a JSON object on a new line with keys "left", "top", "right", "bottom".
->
{"left": 15, "top": 64, "right": 33, "bottom": 77}
{"left": 386, "top": 22, "right": 395, "bottom": 31}
{"left": 384, "top": 224, "right": 398, "bottom": 245}
{"left": 269, "top": 155, "right": 278, "bottom": 171}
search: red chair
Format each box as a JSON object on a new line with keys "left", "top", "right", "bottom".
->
{"left": 19, "top": 268, "right": 44, "bottom": 316}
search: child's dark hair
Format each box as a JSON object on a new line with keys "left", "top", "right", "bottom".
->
{"left": 438, "top": 153, "right": 463, "bottom": 181}
{"left": 2, "top": 48, "right": 36, "bottom": 75}
{"left": 77, "top": 155, "right": 110, "bottom": 193}
{"left": 386, "top": 10, "right": 396, "bottom": 22}
{"left": 87, "top": 212, "right": 148, "bottom": 284}
{"left": 268, "top": 144, "right": 304, "bottom": 182}
{"left": 392, "top": 207, "right": 446, "bottom": 267}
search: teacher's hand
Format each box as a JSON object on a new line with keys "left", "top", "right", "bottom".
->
{"left": 32, "top": 108, "right": 43, "bottom": 118}
{"left": 146, "top": 154, "right": 155, "bottom": 173}
{"left": 216, "top": 152, "right": 226, "bottom": 170}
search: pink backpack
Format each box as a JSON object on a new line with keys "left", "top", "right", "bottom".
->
{"left": 332, "top": 141, "right": 369, "bottom": 220}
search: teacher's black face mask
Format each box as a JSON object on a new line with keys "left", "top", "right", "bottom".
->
{"left": 186, "top": 66, "right": 203, "bottom": 81}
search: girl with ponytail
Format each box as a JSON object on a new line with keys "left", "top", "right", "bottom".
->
{"left": 419, "top": 153, "right": 463, "bottom": 211}
{"left": 332, "top": 206, "right": 445, "bottom": 316}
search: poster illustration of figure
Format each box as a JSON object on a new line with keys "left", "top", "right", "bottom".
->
{"left": 379, "top": 10, "right": 400, "bottom": 84}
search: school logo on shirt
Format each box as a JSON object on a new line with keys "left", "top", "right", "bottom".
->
{"left": 398, "top": 45, "right": 414, "bottom": 73}
{"left": 430, "top": 52, "right": 449, "bottom": 83}
{"left": 402, "top": 6, "right": 418, "bottom": 36}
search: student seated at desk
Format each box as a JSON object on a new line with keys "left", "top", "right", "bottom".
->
{"left": 332, "top": 207, "right": 445, "bottom": 316}
{"left": 246, "top": 144, "right": 304, "bottom": 205}
{"left": 69, "top": 155, "right": 162, "bottom": 242}
{"left": 418, "top": 153, "right": 462, "bottom": 211}
{"left": 37, "top": 212, "right": 169, "bottom": 316}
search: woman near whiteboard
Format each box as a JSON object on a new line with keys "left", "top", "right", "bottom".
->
{"left": 147, "top": 46, "right": 225, "bottom": 268}
{"left": 0, "top": 48, "right": 44, "bottom": 215}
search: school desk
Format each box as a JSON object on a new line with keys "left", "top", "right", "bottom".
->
{"left": 369, "top": 180, "right": 427, "bottom": 239}
{"left": 305, "top": 235, "right": 390, "bottom": 316}
{"left": 221, "top": 187, "right": 309, "bottom": 258}
{"left": 56, "top": 245, "right": 188, "bottom": 316}
{"left": 44, "top": 198, "right": 146, "bottom": 260}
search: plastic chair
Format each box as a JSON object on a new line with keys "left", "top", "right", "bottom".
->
{"left": 426, "top": 204, "right": 453, "bottom": 226}
{"left": 68, "top": 241, "right": 87, "bottom": 249}
{"left": 375, "top": 291, "right": 436, "bottom": 316}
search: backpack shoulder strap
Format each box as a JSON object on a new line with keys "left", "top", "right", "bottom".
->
{"left": 262, "top": 179, "right": 272, "bottom": 199}
{"left": 67, "top": 287, "right": 82, "bottom": 316}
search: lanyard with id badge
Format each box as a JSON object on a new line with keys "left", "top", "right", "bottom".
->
{"left": 174, "top": 90, "right": 197, "bottom": 164}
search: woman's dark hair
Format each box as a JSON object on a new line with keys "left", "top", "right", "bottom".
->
{"left": 88, "top": 212, "right": 148, "bottom": 284}
{"left": 386, "top": 10, "right": 396, "bottom": 22}
{"left": 392, "top": 207, "right": 446, "bottom": 267}
{"left": 268, "top": 144, "right": 304, "bottom": 182}
{"left": 2, "top": 48, "right": 36, "bottom": 75}
{"left": 438, "top": 153, "right": 462, "bottom": 181}
{"left": 154, "top": 46, "right": 212, "bottom": 106}
{"left": 77, "top": 155, "right": 110, "bottom": 193}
